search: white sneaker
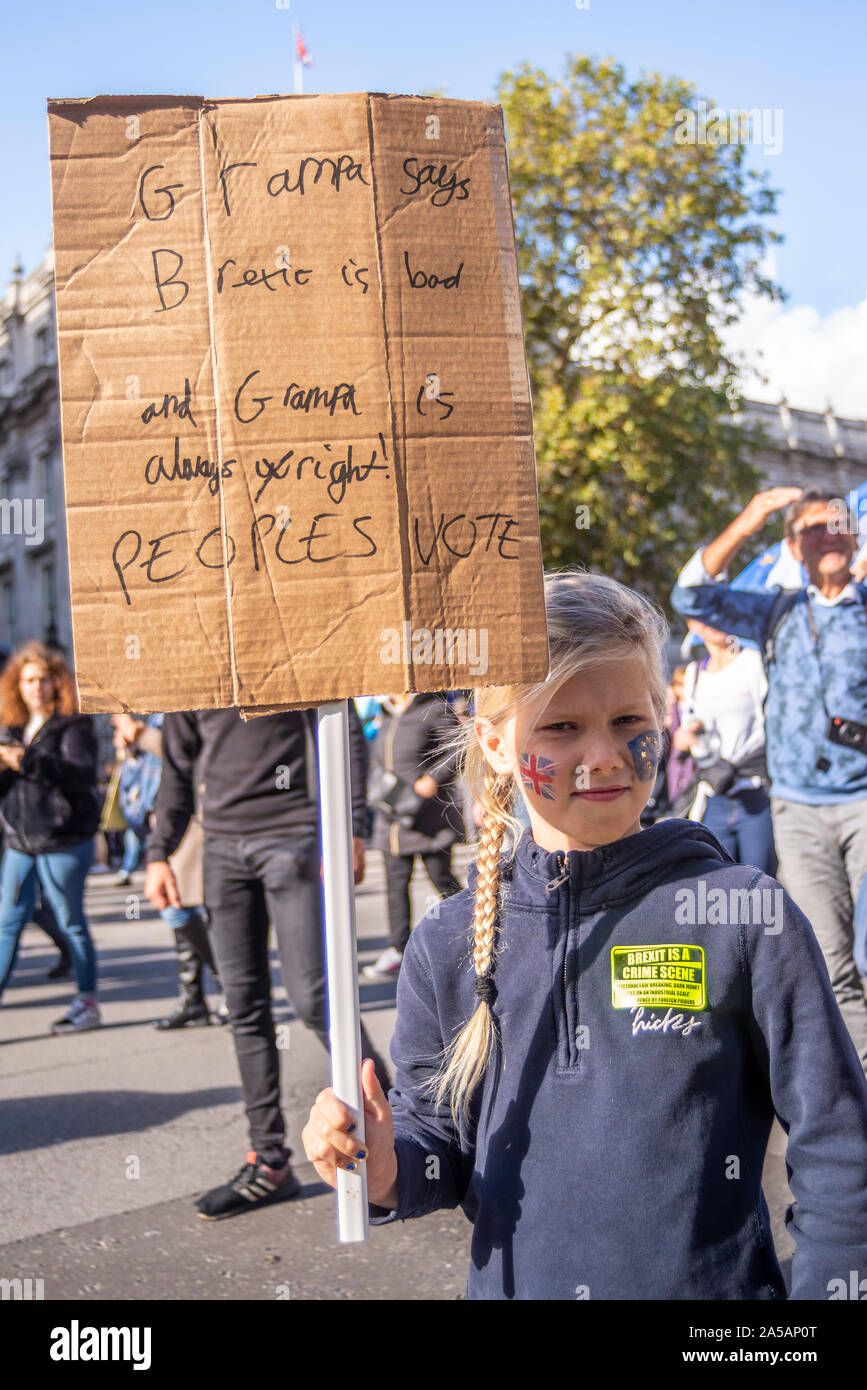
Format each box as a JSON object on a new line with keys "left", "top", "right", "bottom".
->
{"left": 51, "top": 998, "right": 102, "bottom": 1034}
{"left": 362, "top": 947, "right": 404, "bottom": 980}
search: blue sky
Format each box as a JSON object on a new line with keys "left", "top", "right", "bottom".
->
{"left": 4, "top": 0, "right": 866, "bottom": 411}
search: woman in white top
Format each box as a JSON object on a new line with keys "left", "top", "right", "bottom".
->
{"left": 673, "top": 619, "right": 777, "bottom": 874}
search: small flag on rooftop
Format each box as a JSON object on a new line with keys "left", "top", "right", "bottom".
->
{"left": 295, "top": 26, "right": 313, "bottom": 68}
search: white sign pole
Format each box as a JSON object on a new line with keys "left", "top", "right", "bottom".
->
{"left": 316, "top": 700, "right": 369, "bottom": 1243}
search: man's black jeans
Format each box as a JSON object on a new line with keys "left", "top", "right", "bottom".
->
{"left": 203, "top": 827, "right": 389, "bottom": 1167}
{"left": 384, "top": 849, "right": 462, "bottom": 953}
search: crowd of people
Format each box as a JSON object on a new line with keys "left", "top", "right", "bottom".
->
{"left": 2, "top": 483, "right": 867, "bottom": 1298}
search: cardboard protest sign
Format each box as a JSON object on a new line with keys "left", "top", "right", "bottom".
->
{"left": 47, "top": 93, "right": 549, "bottom": 715}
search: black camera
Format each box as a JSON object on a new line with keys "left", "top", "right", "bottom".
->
{"left": 826, "top": 716, "right": 867, "bottom": 755}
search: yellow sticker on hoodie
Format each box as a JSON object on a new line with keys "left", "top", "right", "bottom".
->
{"left": 611, "top": 944, "right": 707, "bottom": 1011}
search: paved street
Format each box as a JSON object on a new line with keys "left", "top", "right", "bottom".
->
{"left": 0, "top": 847, "right": 793, "bottom": 1300}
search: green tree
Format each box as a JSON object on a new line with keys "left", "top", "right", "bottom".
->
{"left": 498, "top": 55, "right": 784, "bottom": 606}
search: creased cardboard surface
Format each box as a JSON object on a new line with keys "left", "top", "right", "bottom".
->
{"left": 47, "top": 93, "right": 549, "bottom": 715}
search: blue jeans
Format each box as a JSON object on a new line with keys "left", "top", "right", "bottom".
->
{"left": 701, "top": 788, "right": 778, "bottom": 876}
{"left": 161, "top": 905, "right": 197, "bottom": 931}
{"left": 0, "top": 840, "right": 97, "bottom": 1000}
{"left": 121, "top": 827, "right": 147, "bottom": 874}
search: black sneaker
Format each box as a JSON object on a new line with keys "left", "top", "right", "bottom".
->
{"left": 196, "top": 1152, "right": 301, "bottom": 1220}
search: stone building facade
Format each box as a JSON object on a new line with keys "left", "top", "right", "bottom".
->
{"left": 738, "top": 397, "right": 867, "bottom": 500}
{"left": 0, "top": 252, "right": 68, "bottom": 658}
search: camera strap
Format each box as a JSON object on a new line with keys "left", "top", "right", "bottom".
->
{"left": 802, "top": 589, "right": 867, "bottom": 721}
{"left": 802, "top": 596, "right": 833, "bottom": 723}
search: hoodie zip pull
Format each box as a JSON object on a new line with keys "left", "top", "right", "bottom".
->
{"left": 546, "top": 853, "right": 569, "bottom": 891}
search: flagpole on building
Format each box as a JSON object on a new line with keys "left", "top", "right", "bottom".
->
{"left": 293, "top": 24, "right": 311, "bottom": 93}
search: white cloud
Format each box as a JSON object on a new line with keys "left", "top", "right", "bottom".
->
{"left": 724, "top": 285, "right": 867, "bottom": 420}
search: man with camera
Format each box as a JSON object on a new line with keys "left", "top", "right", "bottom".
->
{"left": 672, "top": 486, "right": 867, "bottom": 1067}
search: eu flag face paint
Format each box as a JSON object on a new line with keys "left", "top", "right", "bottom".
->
{"left": 627, "top": 729, "right": 662, "bottom": 782}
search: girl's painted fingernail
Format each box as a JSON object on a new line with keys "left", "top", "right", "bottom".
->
{"left": 347, "top": 1123, "right": 356, "bottom": 1133}
{"left": 356, "top": 1149, "right": 367, "bottom": 1160}
{"left": 346, "top": 1162, "right": 357, "bottom": 1171}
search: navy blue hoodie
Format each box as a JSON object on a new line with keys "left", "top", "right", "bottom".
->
{"left": 371, "top": 819, "right": 867, "bottom": 1300}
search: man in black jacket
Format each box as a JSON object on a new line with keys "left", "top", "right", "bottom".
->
{"left": 145, "top": 703, "right": 389, "bottom": 1219}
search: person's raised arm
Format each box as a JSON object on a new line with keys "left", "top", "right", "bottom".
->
{"left": 671, "top": 486, "right": 804, "bottom": 644}
{"left": 702, "top": 487, "right": 803, "bottom": 578}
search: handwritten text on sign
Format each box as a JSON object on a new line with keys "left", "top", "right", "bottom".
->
{"left": 47, "top": 94, "right": 546, "bottom": 712}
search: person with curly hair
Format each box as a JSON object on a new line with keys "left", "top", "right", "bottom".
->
{"left": 0, "top": 641, "right": 102, "bottom": 1033}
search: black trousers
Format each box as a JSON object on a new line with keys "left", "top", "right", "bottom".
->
{"left": 384, "top": 849, "right": 462, "bottom": 953}
{"left": 203, "top": 826, "right": 389, "bottom": 1167}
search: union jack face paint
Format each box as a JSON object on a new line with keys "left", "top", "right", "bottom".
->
{"left": 627, "top": 729, "right": 662, "bottom": 782}
{"left": 519, "top": 752, "right": 557, "bottom": 799}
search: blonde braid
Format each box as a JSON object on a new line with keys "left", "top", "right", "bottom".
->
{"left": 472, "top": 802, "right": 504, "bottom": 978}
{"left": 431, "top": 765, "right": 509, "bottom": 1129}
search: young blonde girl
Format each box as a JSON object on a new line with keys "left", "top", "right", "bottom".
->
{"left": 303, "top": 571, "right": 867, "bottom": 1300}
